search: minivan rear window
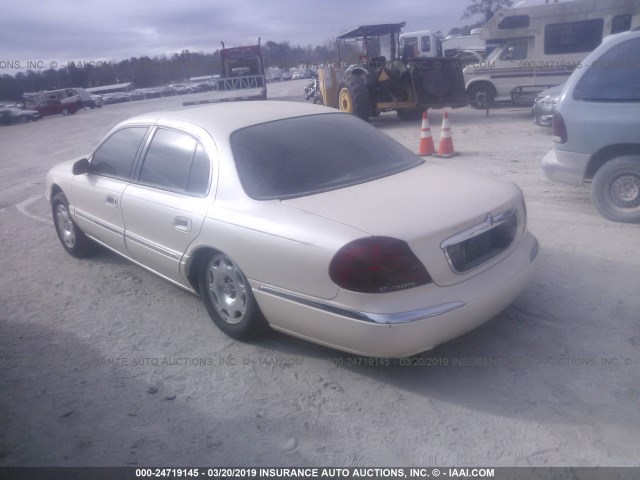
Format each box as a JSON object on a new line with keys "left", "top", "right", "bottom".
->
{"left": 573, "top": 38, "right": 640, "bottom": 102}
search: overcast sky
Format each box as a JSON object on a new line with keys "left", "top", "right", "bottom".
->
{"left": 0, "top": 0, "right": 549, "bottom": 73}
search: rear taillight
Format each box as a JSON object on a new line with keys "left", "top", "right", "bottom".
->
{"left": 329, "top": 237, "right": 432, "bottom": 294}
{"left": 552, "top": 111, "right": 567, "bottom": 144}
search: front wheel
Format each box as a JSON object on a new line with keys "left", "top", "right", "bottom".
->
{"left": 199, "top": 253, "right": 269, "bottom": 340}
{"left": 468, "top": 83, "right": 495, "bottom": 109}
{"left": 52, "top": 192, "right": 95, "bottom": 257}
{"left": 591, "top": 156, "right": 640, "bottom": 223}
{"left": 337, "top": 74, "right": 370, "bottom": 121}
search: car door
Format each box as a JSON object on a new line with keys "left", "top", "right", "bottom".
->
{"left": 72, "top": 126, "right": 149, "bottom": 254}
{"left": 121, "top": 127, "right": 213, "bottom": 285}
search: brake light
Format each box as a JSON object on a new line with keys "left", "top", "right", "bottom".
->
{"left": 552, "top": 111, "right": 567, "bottom": 144}
{"left": 329, "top": 237, "right": 432, "bottom": 294}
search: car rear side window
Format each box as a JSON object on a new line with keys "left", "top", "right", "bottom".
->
{"left": 92, "top": 127, "right": 148, "bottom": 180}
{"left": 230, "top": 113, "right": 423, "bottom": 200}
{"left": 573, "top": 38, "right": 640, "bottom": 102}
{"left": 139, "top": 128, "right": 210, "bottom": 195}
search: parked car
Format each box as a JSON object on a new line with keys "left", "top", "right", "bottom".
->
{"left": 291, "top": 70, "right": 303, "bottom": 80}
{"left": 542, "top": 29, "right": 640, "bottom": 223}
{"left": 89, "top": 95, "right": 103, "bottom": 108}
{"left": 267, "top": 70, "right": 282, "bottom": 82}
{"left": 158, "top": 86, "right": 176, "bottom": 97}
{"left": 46, "top": 101, "right": 538, "bottom": 358}
{"left": 101, "top": 92, "right": 130, "bottom": 105}
{"left": 0, "top": 106, "right": 40, "bottom": 125}
{"left": 282, "top": 71, "right": 293, "bottom": 81}
{"left": 127, "top": 90, "right": 147, "bottom": 101}
{"left": 70, "top": 88, "right": 101, "bottom": 109}
{"left": 142, "top": 88, "right": 161, "bottom": 99}
{"left": 170, "top": 83, "right": 189, "bottom": 95}
{"left": 32, "top": 98, "right": 80, "bottom": 116}
{"left": 532, "top": 84, "right": 563, "bottom": 127}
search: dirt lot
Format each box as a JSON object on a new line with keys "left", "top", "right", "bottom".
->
{"left": 1, "top": 80, "right": 639, "bottom": 467}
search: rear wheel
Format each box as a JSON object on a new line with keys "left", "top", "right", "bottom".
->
{"left": 591, "top": 156, "right": 640, "bottom": 223}
{"left": 199, "top": 253, "right": 269, "bottom": 340}
{"left": 52, "top": 192, "right": 95, "bottom": 257}
{"left": 61, "top": 108, "right": 69, "bottom": 116}
{"left": 337, "top": 74, "right": 370, "bottom": 121}
{"left": 468, "top": 83, "right": 495, "bottom": 109}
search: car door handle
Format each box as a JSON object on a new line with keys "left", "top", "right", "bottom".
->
{"left": 174, "top": 216, "right": 192, "bottom": 232}
{"left": 106, "top": 195, "right": 118, "bottom": 207}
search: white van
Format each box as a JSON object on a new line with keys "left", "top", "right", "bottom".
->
{"left": 463, "top": 0, "right": 640, "bottom": 108}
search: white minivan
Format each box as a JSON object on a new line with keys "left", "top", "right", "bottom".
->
{"left": 542, "top": 28, "right": 640, "bottom": 223}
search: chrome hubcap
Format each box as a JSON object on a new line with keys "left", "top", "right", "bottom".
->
{"left": 55, "top": 204, "right": 76, "bottom": 248}
{"left": 610, "top": 174, "right": 640, "bottom": 208}
{"left": 206, "top": 254, "right": 248, "bottom": 325}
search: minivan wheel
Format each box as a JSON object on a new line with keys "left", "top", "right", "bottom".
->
{"left": 199, "top": 253, "right": 269, "bottom": 340}
{"left": 591, "top": 156, "right": 640, "bottom": 223}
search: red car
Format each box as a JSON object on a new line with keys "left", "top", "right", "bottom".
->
{"left": 33, "top": 98, "right": 80, "bottom": 117}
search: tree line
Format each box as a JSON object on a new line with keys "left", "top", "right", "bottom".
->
{"left": 0, "top": 0, "right": 512, "bottom": 101}
{"left": 0, "top": 42, "right": 339, "bottom": 101}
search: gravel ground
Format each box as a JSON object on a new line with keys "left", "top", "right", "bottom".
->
{"left": 1, "top": 79, "right": 639, "bottom": 467}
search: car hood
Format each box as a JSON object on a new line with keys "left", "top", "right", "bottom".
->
{"left": 282, "top": 162, "right": 524, "bottom": 286}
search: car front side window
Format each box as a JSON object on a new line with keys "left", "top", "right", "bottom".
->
{"left": 91, "top": 127, "right": 148, "bottom": 180}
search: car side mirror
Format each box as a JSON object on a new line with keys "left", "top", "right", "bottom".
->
{"left": 72, "top": 158, "right": 91, "bottom": 175}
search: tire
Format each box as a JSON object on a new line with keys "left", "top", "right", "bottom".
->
{"left": 468, "top": 83, "right": 495, "bottom": 109}
{"left": 591, "top": 156, "right": 640, "bottom": 223}
{"left": 199, "top": 253, "right": 269, "bottom": 340}
{"left": 61, "top": 108, "right": 69, "bottom": 116}
{"left": 337, "top": 74, "right": 370, "bottom": 121}
{"left": 19, "top": 115, "right": 29, "bottom": 124}
{"left": 52, "top": 192, "right": 94, "bottom": 257}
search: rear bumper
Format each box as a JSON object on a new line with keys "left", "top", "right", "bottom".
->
{"left": 542, "top": 149, "right": 590, "bottom": 186}
{"left": 253, "top": 231, "right": 539, "bottom": 358}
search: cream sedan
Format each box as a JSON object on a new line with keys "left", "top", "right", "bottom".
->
{"left": 46, "top": 101, "right": 539, "bottom": 358}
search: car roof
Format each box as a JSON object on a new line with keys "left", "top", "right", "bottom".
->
{"left": 121, "top": 101, "right": 340, "bottom": 139}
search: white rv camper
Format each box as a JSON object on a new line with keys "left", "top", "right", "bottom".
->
{"left": 463, "top": 0, "right": 640, "bottom": 108}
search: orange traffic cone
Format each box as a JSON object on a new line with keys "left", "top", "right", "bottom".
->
{"left": 418, "top": 111, "right": 435, "bottom": 156}
{"left": 434, "top": 111, "right": 459, "bottom": 158}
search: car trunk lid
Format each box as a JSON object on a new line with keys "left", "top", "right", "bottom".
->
{"left": 281, "top": 163, "right": 524, "bottom": 287}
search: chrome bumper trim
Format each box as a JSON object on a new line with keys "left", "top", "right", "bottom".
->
{"left": 257, "top": 286, "right": 465, "bottom": 325}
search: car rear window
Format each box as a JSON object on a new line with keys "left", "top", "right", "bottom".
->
{"left": 230, "top": 113, "right": 423, "bottom": 200}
